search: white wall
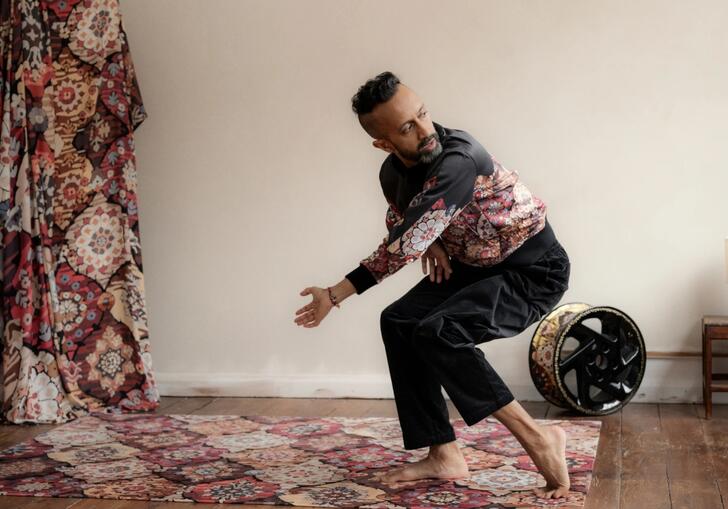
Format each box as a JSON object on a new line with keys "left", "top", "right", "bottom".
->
{"left": 121, "top": 0, "right": 728, "bottom": 403}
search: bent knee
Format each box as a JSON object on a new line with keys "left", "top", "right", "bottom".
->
{"left": 379, "top": 303, "right": 402, "bottom": 335}
{"left": 379, "top": 302, "right": 423, "bottom": 341}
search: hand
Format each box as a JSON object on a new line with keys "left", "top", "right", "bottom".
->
{"left": 295, "top": 286, "right": 333, "bottom": 328}
{"left": 422, "top": 239, "right": 452, "bottom": 283}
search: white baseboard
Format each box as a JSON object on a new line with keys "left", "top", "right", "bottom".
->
{"left": 156, "top": 356, "right": 728, "bottom": 404}
{"left": 156, "top": 373, "right": 397, "bottom": 399}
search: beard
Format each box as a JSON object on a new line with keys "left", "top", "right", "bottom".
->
{"left": 398, "top": 131, "right": 443, "bottom": 165}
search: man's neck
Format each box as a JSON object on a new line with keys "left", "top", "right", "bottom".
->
{"left": 397, "top": 154, "right": 419, "bottom": 169}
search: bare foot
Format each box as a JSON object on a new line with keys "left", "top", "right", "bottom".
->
{"left": 528, "top": 424, "right": 570, "bottom": 499}
{"left": 380, "top": 441, "right": 469, "bottom": 483}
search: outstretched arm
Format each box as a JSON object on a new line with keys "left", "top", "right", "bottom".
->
{"left": 294, "top": 152, "right": 476, "bottom": 328}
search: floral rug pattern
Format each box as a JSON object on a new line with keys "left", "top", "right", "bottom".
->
{"left": 0, "top": 413, "right": 601, "bottom": 507}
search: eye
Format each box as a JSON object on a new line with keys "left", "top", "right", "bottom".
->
{"left": 420, "top": 110, "right": 428, "bottom": 117}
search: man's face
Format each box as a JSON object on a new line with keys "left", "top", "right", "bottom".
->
{"left": 367, "top": 84, "right": 443, "bottom": 167}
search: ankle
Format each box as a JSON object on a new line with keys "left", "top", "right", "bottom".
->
{"left": 428, "top": 440, "right": 461, "bottom": 461}
{"left": 523, "top": 425, "right": 551, "bottom": 449}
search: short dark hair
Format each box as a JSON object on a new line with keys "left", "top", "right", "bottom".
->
{"left": 351, "top": 71, "right": 400, "bottom": 116}
{"left": 351, "top": 71, "right": 401, "bottom": 138}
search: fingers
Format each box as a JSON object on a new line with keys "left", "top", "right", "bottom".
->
{"left": 295, "top": 302, "right": 314, "bottom": 315}
{"left": 302, "top": 311, "right": 321, "bottom": 327}
{"left": 295, "top": 290, "right": 316, "bottom": 315}
{"left": 436, "top": 251, "right": 452, "bottom": 278}
{"left": 438, "top": 255, "right": 452, "bottom": 280}
{"left": 294, "top": 310, "right": 316, "bottom": 326}
{"left": 294, "top": 310, "right": 313, "bottom": 323}
{"left": 295, "top": 288, "right": 323, "bottom": 327}
{"left": 426, "top": 255, "right": 450, "bottom": 284}
{"left": 421, "top": 253, "right": 454, "bottom": 284}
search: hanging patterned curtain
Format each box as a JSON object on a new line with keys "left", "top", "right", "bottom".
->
{"left": 0, "top": 0, "right": 159, "bottom": 423}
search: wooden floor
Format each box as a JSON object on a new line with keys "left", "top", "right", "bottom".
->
{"left": 0, "top": 397, "right": 725, "bottom": 509}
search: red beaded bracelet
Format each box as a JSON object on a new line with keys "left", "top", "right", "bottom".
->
{"left": 326, "top": 286, "right": 340, "bottom": 308}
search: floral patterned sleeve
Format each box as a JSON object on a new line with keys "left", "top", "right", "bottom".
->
{"left": 384, "top": 201, "right": 404, "bottom": 232}
{"left": 345, "top": 152, "right": 477, "bottom": 294}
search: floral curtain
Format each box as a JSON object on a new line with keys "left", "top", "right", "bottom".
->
{"left": 0, "top": 0, "right": 158, "bottom": 423}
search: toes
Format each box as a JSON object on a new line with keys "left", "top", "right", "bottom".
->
{"left": 555, "top": 486, "right": 570, "bottom": 498}
{"left": 534, "top": 487, "right": 549, "bottom": 498}
{"left": 534, "top": 486, "right": 568, "bottom": 499}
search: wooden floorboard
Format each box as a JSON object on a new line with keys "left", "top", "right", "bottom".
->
{"left": 0, "top": 398, "right": 725, "bottom": 508}
{"left": 621, "top": 403, "right": 667, "bottom": 480}
{"left": 661, "top": 404, "right": 723, "bottom": 507}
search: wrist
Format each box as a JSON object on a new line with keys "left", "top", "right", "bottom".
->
{"left": 326, "top": 286, "right": 341, "bottom": 308}
{"left": 329, "top": 279, "right": 356, "bottom": 307}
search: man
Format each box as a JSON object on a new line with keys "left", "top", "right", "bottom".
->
{"left": 294, "top": 71, "right": 571, "bottom": 499}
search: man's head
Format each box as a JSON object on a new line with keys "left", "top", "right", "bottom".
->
{"left": 351, "top": 71, "right": 442, "bottom": 167}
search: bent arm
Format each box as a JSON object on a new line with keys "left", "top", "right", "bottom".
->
{"left": 345, "top": 152, "right": 477, "bottom": 294}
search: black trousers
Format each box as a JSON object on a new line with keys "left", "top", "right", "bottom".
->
{"left": 380, "top": 240, "right": 571, "bottom": 450}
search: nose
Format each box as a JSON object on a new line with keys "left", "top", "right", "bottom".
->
{"left": 415, "top": 119, "right": 432, "bottom": 145}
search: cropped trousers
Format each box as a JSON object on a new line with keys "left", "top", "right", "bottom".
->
{"left": 380, "top": 239, "right": 571, "bottom": 450}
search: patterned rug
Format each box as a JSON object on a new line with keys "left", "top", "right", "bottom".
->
{"left": 0, "top": 413, "right": 601, "bottom": 507}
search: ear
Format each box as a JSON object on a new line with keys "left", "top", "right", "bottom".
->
{"left": 372, "top": 139, "right": 394, "bottom": 154}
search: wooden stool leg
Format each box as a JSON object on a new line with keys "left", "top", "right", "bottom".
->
{"left": 705, "top": 330, "right": 712, "bottom": 419}
{"left": 703, "top": 331, "right": 708, "bottom": 419}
